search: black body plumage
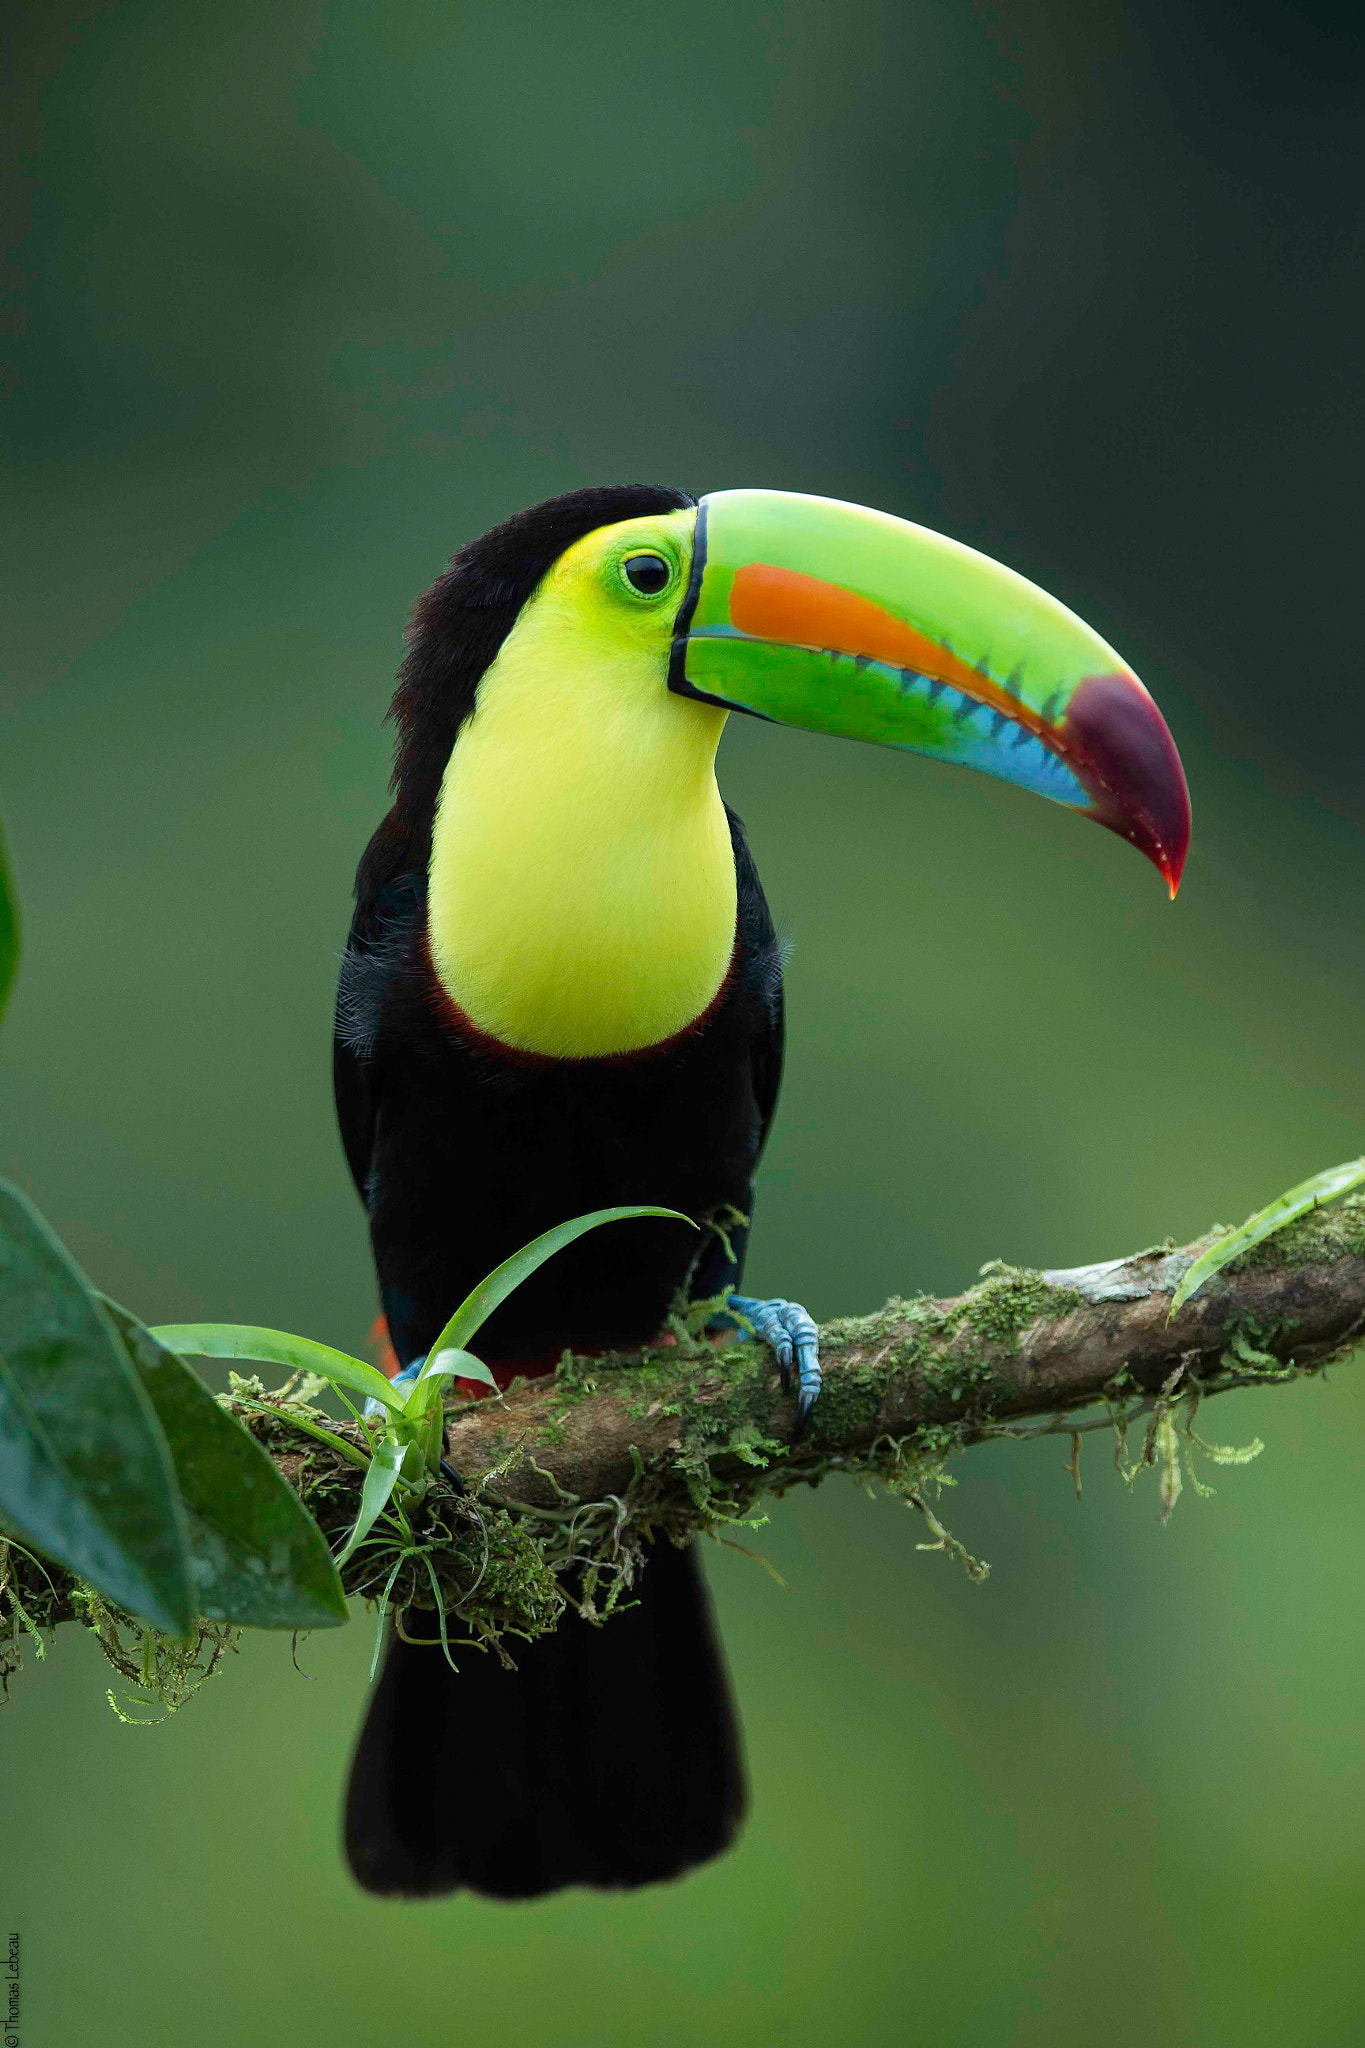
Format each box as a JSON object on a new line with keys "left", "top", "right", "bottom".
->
{"left": 335, "top": 486, "right": 786, "bottom": 1899}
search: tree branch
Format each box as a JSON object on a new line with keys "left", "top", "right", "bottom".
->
{"left": 6, "top": 1197, "right": 1364, "bottom": 1664}
{"left": 424, "top": 1191, "right": 1365, "bottom": 1510}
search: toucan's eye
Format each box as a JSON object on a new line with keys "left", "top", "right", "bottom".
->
{"left": 622, "top": 553, "right": 671, "bottom": 597}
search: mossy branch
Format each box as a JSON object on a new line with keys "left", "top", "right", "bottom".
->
{"left": 370, "top": 1191, "right": 1365, "bottom": 1513}
{"left": 5, "top": 1195, "right": 1364, "bottom": 1687}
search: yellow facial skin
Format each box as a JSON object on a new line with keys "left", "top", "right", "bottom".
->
{"left": 427, "top": 509, "right": 737, "bottom": 1058}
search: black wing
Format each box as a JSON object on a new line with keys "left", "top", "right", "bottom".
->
{"left": 732, "top": 805, "right": 785, "bottom": 1161}
{"left": 332, "top": 812, "right": 424, "bottom": 1210}
{"left": 687, "top": 807, "right": 786, "bottom": 1303}
{"left": 333, "top": 982, "right": 378, "bottom": 1207}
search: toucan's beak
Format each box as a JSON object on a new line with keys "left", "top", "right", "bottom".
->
{"left": 669, "top": 489, "right": 1191, "bottom": 896}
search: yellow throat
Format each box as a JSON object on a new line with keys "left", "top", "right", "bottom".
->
{"left": 426, "top": 511, "right": 736, "bottom": 1058}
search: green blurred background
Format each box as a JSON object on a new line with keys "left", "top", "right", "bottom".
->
{"left": 4, "top": 1, "right": 1364, "bottom": 2041}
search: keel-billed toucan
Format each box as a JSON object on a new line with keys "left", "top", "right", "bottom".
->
{"left": 335, "top": 483, "right": 1190, "bottom": 1900}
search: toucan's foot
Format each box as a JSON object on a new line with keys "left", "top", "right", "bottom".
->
{"left": 727, "top": 1296, "right": 821, "bottom": 1430}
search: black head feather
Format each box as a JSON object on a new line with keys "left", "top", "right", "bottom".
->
{"left": 359, "top": 484, "right": 694, "bottom": 896}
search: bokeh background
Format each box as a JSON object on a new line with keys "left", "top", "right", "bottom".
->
{"left": 4, "top": 2, "right": 1364, "bottom": 2042}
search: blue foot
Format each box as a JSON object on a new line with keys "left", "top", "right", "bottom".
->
{"left": 727, "top": 1297, "right": 821, "bottom": 1430}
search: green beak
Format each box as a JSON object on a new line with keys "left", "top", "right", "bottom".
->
{"left": 669, "top": 489, "right": 1191, "bottom": 894}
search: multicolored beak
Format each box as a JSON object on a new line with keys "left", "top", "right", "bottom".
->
{"left": 669, "top": 489, "right": 1191, "bottom": 895}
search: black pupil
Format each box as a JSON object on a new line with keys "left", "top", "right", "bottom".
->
{"left": 624, "top": 553, "right": 670, "bottom": 595}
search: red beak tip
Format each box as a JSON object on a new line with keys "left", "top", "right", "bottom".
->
{"left": 1065, "top": 672, "right": 1191, "bottom": 901}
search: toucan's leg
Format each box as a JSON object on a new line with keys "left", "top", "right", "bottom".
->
{"left": 726, "top": 1297, "right": 821, "bottom": 1428}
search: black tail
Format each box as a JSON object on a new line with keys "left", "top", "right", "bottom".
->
{"left": 343, "top": 1540, "right": 747, "bottom": 1900}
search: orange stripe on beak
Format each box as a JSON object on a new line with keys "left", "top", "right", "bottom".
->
{"left": 728, "top": 563, "right": 1052, "bottom": 739}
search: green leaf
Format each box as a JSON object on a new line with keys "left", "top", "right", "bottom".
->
{"left": 1169, "top": 1156, "right": 1365, "bottom": 1317}
{"left": 404, "top": 1347, "right": 498, "bottom": 1418}
{"left": 334, "top": 1433, "right": 406, "bottom": 1568}
{"left": 149, "top": 1324, "right": 402, "bottom": 1414}
{"left": 428, "top": 1206, "right": 693, "bottom": 1358}
{"left": 0, "top": 1181, "right": 194, "bottom": 1635}
{"left": 0, "top": 816, "right": 18, "bottom": 1032}
{"left": 100, "top": 1302, "right": 348, "bottom": 1631}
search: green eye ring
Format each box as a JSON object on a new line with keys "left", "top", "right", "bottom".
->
{"left": 619, "top": 551, "right": 674, "bottom": 599}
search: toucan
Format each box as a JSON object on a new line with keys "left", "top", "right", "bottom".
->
{"left": 335, "top": 483, "right": 1190, "bottom": 1900}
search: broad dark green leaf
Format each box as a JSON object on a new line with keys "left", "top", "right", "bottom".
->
{"left": 0, "top": 1181, "right": 193, "bottom": 1634}
{"left": 101, "top": 1302, "right": 348, "bottom": 1631}
{"left": 1169, "top": 1156, "right": 1365, "bottom": 1316}
{"left": 0, "top": 816, "right": 18, "bottom": 1031}
{"left": 429, "top": 1206, "right": 694, "bottom": 1357}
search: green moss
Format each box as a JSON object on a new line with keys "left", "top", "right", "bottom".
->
{"left": 414, "top": 1502, "right": 567, "bottom": 1645}
{"left": 949, "top": 1262, "right": 1084, "bottom": 1347}
{"left": 1218, "top": 1320, "right": 1298, "bottom": 1381}
{"left": 856, "top": 1422, "right": 990, "bottom": 1580}
{"left": 0, "top": 1539, "right": 55, "bottom": 1697}
{"left": 818, "top": 1294, "right": 935, "bottom": 1352}
{"left": 919, "top": 1353, "right": 995, "bottom": 1402}
{"left": 70, "top": 1584, "right": 240, "bottom": 1720}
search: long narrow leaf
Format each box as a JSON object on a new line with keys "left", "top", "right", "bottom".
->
{"left": 102, "top": 1302, "right": 348, "bottom": 1630}
{"left": 229, "top": 1397, "right": 370, "bottom": 1471}
{"left": 334, "top": 1434, "right": 406, "bottom": 1568}
{"left": 150, "top": 1324, "right": 402, "bottom": 1414}
{"left": 1170, "top": 1156, "right": 1365, "bottom": 1316}
{"left": 0, "top": 1182, "right": 194, "bottom": 1634}
{"left": 0, "top": 816, "right": 18, "bottom": 1031}
{"left": 429, "top": 1206, "right": 693, "bottom": 1358}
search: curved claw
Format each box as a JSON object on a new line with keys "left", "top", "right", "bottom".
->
{"left": 728, "top": 1296, "right": 822, "bottom": 1433}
